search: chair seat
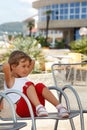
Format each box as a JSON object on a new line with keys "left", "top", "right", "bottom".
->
{"left": 35, "top": 112, "right": 79, "bottom": 120}
{"left": 0, "top": 112, "right": 79, "bottom": 122}
{"left": 0, "top": 122, "right": 27, "bottom": 130}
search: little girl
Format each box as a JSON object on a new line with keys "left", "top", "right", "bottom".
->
{"left": 3, "top": 50, "right": 69, "bottom": 118}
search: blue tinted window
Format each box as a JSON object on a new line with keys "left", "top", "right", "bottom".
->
{"left": 75, "top": 8, "right": 79, "bottom": 13}
{"left": 70, "top": 15, "right": 74, "bottom": 19}
{"left": 64, "top": 15, "right": 68, "bottom": 19}
{"left": 52, "top": 11, "right": 54, "bottom": 14}
{"left": 39, "top": 2, "right": 87, "bottom": 21}
{"left": 52, "top": 11, "right": 55, "bottom": 16}
{"left": 81, "top": 14, "right": 86, "bottom": 18}
{"left": 52, "top": 4, "right": 57, "bottom": 8}
{"left": 46, "top": 6, "right": 50, "bottom": 9}
{"left": 56, "top": 16, "right": 58, "bottom": 20}
{"left": 52, "top": 4, "right": 55, "bottom": 9}
{"left": 60, "top": 16, "right": 63, "bottom": 20}
{"left": 60, "top": 9, "right": 63, "bottom": 14}
{"left": 82, "top": 8, "right": 86, "bottom": 13}
{"left": 75, "top": 2, "right": 80, "bottom": 7}
{"left": 64, "top": 9, "right": 68, "bottom": 13}
{"left": 52, "top": 15, "right": 57, "bottom": 20}
{"left": 74, "top": 29, "right": 81, "bottom": 40}
{"left": 64, "top": 3, "right": 68, "bottom": 8}
{"left": 70, "top": 9, "right": 74, "bottom": 13}
{"left": 60, "top": 4, "right": 64, "bottom": 8}
{"left": 75, "top": 15, "right": 79, "bottom": 19}
{"left": 56, "top": 4, "right": 58, "bottom": 8}
{"left": 70, "top": 3, "right": 75, "bottom": 7}
{"left": 54, "top": 10, "right": 58, "bottom": 14}
{"left": 82, "top": 2, "right": 87, "bottom": 6}
{"left": 52, "top": 15, "right": 55, "bottom": 20}
{"left": 75, "top": 29, "right": 79, "bottom": 34}
{"left": 54, "top": 16, "right": 57, "bottom": 20}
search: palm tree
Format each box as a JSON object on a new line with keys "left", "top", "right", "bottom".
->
{"left": 44, "top": 10, "right": 52, "bottom": 45}
{"left": 27, "top": 19, "right": 35, "bottom": 37}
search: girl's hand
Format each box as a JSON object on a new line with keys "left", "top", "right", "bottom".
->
{"left": 31, "top": 59, "right": 35, "bottom": 66}
{"left": 2, "top": 63, "right": 11, "bottom": 73}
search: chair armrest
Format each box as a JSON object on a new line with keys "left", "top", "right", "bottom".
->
{"left": 61, "top": 85, "right": 84, "bottom": 130}
{"left": 4, "top": 89, "right": 36, "bottom": 130}
{"left": 0, "top": 92, "right": 17, "bottom": 122}
{"left": 62, "top": 85, "right": 83, "bottom": 112}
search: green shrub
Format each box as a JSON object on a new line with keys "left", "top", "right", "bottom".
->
{"left": 54, "top": 39, "right": 65, "bottom": 49}
{"left": 70, "top": 36, "right": 87, "bottom": 55}
{"left": 36, "top": 35, "right": 50, "bottom": 47}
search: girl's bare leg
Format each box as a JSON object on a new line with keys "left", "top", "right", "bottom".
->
{"left": 42, "top": 87, "right": 59, "bottom": 106}
{"left": 26, "top": 84, "right": 40, "bottom": 107}
{"left": 26, "top": 84, "right": 48, "bottom": 116}
{"left": 26, "top": 84, "right": 69, "bottom": 117}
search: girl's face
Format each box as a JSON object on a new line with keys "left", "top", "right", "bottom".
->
{"left": 11, "top": 59, "right": 31, "bottom": 77}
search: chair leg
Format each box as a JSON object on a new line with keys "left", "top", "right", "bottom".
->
{"left": 69, "top": 119, "right": 75, "bottom": 130}
{"left": 66, "top": 67, "right": 72, "bottom": 83}
{"left": 80, "top": 113, "right": 85, "bottom": 130}
{"left": 54, "top": 120, "right": 59, "bottom": 130}
{"left": 54, "top": 119, "right": 75, "bottom": 130}
{"left": 31, "top": 119, "right": 37, "bottom": 130}
{"left": 0, "top": 97, "right": 3, "bottom": 111}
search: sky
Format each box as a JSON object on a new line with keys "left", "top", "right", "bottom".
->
{"left": 0, "top": 0, "right": 38, "bottom": 25}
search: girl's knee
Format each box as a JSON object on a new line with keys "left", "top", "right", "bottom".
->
{"left": 23, "top": 81, "right": 35, "bottom": 95}
{"left": 25, "top": 81, "right": 34, "bottom": 87}
{"left": 36, "top": 83, "right": 46, "bottom": 87}
{"left": 35, "top": 83, "right": 46, "bottom": 93}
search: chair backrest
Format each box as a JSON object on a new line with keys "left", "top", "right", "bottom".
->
{"left": 51, "top": 62, "right": 87, "bottom": 87}
{"left": 51, "top": 64, "right": 66, "bottom": 87}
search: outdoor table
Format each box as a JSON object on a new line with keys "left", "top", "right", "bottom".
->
{"left": 50, "top": 54, "right": 72, "bottom": 64}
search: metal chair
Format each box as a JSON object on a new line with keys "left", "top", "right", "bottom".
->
{"left": 52, "top": 62, "right": 87, "bottom": 85}
{"left": 51, "top": 63, "right": 87, "bottom": 130}
{"left": 0, "top": 87, "right": 79, "bottom": 130}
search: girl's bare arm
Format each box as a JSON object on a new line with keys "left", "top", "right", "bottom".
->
{"left": 2, "top": 63, "right": 14, "bottom": 88}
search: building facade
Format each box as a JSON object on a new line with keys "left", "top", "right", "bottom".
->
{"left": 32, "top": 0, "right": 87, "bottom": 44}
